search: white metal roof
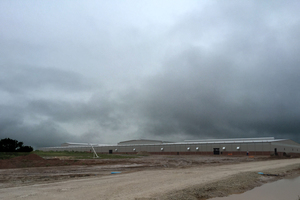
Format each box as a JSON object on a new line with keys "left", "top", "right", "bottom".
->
{"left": 115, "top": 137, "right": 287, "bottom": 146}
{"left": 118, "top": 139, "right": 172, "bottom": 144}
{"left": 171, "top": 139, "right": 286, "bottom": 145}
{"left": 53, "top": 137, "right": 288, "bottom": 148}
{"left": 184, "top": 137, "right": 275, "bottom": 142}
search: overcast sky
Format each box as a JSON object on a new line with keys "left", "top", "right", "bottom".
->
{"left": 1, "top": 0, "right": 300, "bottom": 148}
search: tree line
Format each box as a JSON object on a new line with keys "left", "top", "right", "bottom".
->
{"left": 0, "top": 138, "right": 33, "bottom": 152}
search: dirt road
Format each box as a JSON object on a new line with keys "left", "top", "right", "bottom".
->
{"left": 1, "top": 158, "right": 300, "bottom": 200}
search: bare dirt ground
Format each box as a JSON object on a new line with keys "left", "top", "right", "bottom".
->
{"left": 1, "top": 154, "right": 300, "bottom": 200}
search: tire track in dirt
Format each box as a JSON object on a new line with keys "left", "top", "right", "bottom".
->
{"left": 0, "top": 158, "right": 299, "bottom": 200}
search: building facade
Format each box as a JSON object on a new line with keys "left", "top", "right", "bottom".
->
{"left": 38, "top": 137, "right": 300, "bottom": 156}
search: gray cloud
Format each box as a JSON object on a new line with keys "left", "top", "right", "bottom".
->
{"left": 0, "top": 65, "right": 92, "bottom": 94}
{"left": 0, "top": 1, "right": 300, "bottom": 148}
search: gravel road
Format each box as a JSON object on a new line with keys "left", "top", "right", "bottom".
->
{"left": 1, "top": 158, "right": 300, "bottom": 200}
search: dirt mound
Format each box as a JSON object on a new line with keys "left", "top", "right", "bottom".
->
{"left": 0, "top": 154, "right": 127, "bottom": 169}
{"left": 10, "top": 153, "right": 44, "bottom": 161}
{"left": 0, "top": 154, "right": 45, "bottom": 169}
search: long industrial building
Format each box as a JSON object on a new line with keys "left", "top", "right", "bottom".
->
{"left": 38, "top": 137, "right": 300, "bottom": 156}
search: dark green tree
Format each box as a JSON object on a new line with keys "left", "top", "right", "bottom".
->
{"left": 18, "top": 145, "right": 33, "bottom": 152}
{"left": 0, "top": 138, "right": 33, "bottom": 152}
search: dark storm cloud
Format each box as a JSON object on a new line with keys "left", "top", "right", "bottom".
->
{"left": 26, "top": 98, "right": 125, "bottom": 129}
{"left": 0, "top": 103, "right": 73, "bottom": 148}
{"left": 1, "top": 1, "right": 300, "bottom": 147}
{"left": 0, "top": 119, "right": 76, "bottom": 149}
{"left": 133, "top": 0, "right": 300, "bottom": 142}
{"left": 0, "top": 65, "right": 92, "bottom": 94}
{"left": 136, "top": 44, "right": 300, "bottom": 142}
{"left": 0, "top": 65, "right": 94, "bottom": 147}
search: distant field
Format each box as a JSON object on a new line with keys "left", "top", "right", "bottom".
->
{"left": 0, "top": 151, "right": 139, "bottom": 160}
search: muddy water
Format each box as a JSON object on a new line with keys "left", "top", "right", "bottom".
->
{"left": 210, "top": 176, "right": 300, "bottom": 200}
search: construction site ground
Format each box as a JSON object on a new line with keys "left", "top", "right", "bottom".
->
{"left": 1, "top": 154, "right": 300, "bottom": 199}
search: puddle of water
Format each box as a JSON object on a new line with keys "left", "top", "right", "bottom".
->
{"left": 210, "top": 176, "right": 300, "bottom": 200}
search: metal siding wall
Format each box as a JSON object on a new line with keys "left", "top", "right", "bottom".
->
{"left": 191, "top": 144, "right": 196, "bottom": 151}
{"left": 147, "top": 145, "right": 152, "bottom": 152}
{"left": 152, "top": 145, "right": 158, "bottom": 152}
{"left": 225, "top": 144, "right": 230, "bottom": 152}
{"left": 147, "top": 145, "right": 153, "bottom": 152}
{"left": 111, "top": 146, "right": 117, "bottom": 153}
{"left": 179, "top": 144, "right": 185, "bottom": 152}
{"left": 127, "top": 146, "right": 133, "bottom": 152}
{"left": 132, "top": 145, "right": 137, "bottom": 153}
{"left": 152, "top": 145, "right": 160, "bottom": 152}
{"left": 93, "top": 147, "right": 99, "bottom": 152}
{"left": 184, "top": 144, "right": 190, "bottom": 152}
{"left": 249, "top": 143, "right": 255, "bottom": 152}
{"left": 150, "top": 145, "right": 154, "bottom": 152}
{"left": 122, "top": 146, "right": 130, "bottom": 152}
{"left": 109, "top": 146, "right": 115, "bottom": 153}
{"left": 276, "top": 145, "right": 284, "bottom": 152}
{"left": 271, "top": 141, "right": 300, "bottom": 154}
{"left": 163, "top": 145, "right": 169, "bottom": 152}
{"left": 277, "top": 140, "right": 300, "bottom": 146}
{"left": 38, "top": 140, "right": 300, "bottom": 155}
{"left": 202, "top": 144, "right": 206, "bottom": 152}
{"left": 236, "top": 143, "right": 241, "bottom": 152}
{"left": 139, "top": 145, "right": 144, "bottom": 152}
{"left": 224, "top": 144, "right": 232, "bottom": 152}
{"left": 158, "top": 145, "right": 163, "bottom": 153}
{"left": 198, "top": 144, "right": 202, "bottom": 151}
{"left": 106, "top": 146, "right": 111, "bottom": 153}
{"left": 209, "top": 143, "right": 213, "bottom": 152}
{"left": 262, "top": 143, "right": 271, "bottom": 152}
{"left": 203, "top": 143, "right": 208, "bottom": 152}
{"left": 180, "top": 145, "right": 184, "bottom": 153}
{"left": 191, "top": 144, "right": 196, "bottom": 152}
{"left": 176, "top": 144, "right": 184, "bottom": 152}
{"left": 170, "top": 144, "right": 176, "bottom": 152}
{"left": 256, "top": 143, "right": 263, "bottom": 152}
{"left": 132, "top": 146, "right": 137, "bottom": 152}
{"left": 237, "top": 143, "right": 242, "bottom": 152}
{"left": 240, "top": 144, "right": 248, "bottom": 152}
{"left": 173, "top": 144, "right": 178, "bottom": 152}
{"left": 270, "top": 144, "right": 278, "bottom": 153}
{"left": 201, "top": 144, "right": 207, "bottom": 152}
{"left": 151, "top": 145, "right": 156, "bottom": 152}
{"left": 175, "top": 144, "right": 180, "bottom": 152}
{"left": 120, "top": 146, "right": 127, "bottom": 153}
{"left": 193, "top": 145, "right": 198, "bottom": 152}
{"left": 211, "top": 143, "right": 219, "bottom": 152}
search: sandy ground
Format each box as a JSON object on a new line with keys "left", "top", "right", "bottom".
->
{"left": 1, "top": 156, "right": 300, "bottom": 200}
{"left": 0, "top": 155, "right": 262, "bottom": 188}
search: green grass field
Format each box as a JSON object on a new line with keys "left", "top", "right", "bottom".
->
{"left": 0, "top": 151, "right": 139, "bottom": 160}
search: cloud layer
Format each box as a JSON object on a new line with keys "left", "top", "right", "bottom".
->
{"left": 1, "top": 1, "right": 300, "bottom": 148}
